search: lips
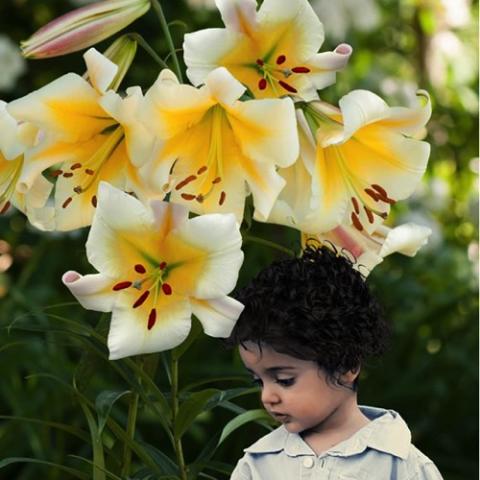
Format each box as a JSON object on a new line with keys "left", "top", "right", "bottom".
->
{"left": 270, "top": 412, "right": 289, "bottom": 422}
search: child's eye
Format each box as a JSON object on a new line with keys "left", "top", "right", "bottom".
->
{"left": 276, "top": 378, "right": 295, "bottom": 387}
{"left": 251, "top": 377, "right": 263, "bottom": 387}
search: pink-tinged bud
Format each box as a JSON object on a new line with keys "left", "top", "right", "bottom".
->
{"left": 21, "top": 0, "right": 150, "bottom": 59}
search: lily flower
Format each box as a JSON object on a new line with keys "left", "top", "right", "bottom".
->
{"left": 140, "top": 67, "right": 298, "bottom": 222}
{"left": 267, "top": 90, "right": 432, "bottom": 234}
{"left": 303, "top": 222, "right": 431, "bottom": 276}
{"left": 0, "top": 102, "right": 53, "bottom": 227}
{"left": 21, "top": 0, "right": 150, "bottom": 59}
{"left": 183, "top": 0, "right": 352, "bottom": 100}
{"left": 62, "top": 182, "right": 244, "bottom": 359}
{"left": 7, "top": 48, "right": 156, "bottom": 231}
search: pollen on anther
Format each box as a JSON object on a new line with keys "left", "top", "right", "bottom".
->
{"left": 63, "top": 172, "right": 74, "bottom": 178}
{"left": 85, "top": 169, "right": 94, "bottom": 175}
{"left": 351, "top": 197, "right": 360, "bottom": 215}
{"left": 134, "top": 264, "right": 146, "bottom": 274}
{"left": 70, "top": 163, "right": 82, "bottom": 170}
{"left": 219, "top": 191, "right": 226, "bottom": 206}
{"left": 62, "top": 197, "right": 73, "bottom": 208}
{"left": 197, "top": 165, "right": 207, "bottom": 175}
{"left": 258, "top": 78, "right": 267, "bottom": 90}
{"left": 175, "top": 175, "right": 197, "bottom": 190}
{"left": 91, "top": 195, "right": 98, "bottom": 208}
{"left": 133, "top": 290, "right": 150, "bottom": 308}
{"left": 51, "top": 169, "right": 63, "bottom": 177}
{"left": 278, "top": 80, "right": 297, "bottom": 93}
{"left": 113, "top": 281, "right": 132, "bottom": 291}
{"left": 351, "top": 212, "right": 363, "bottom": 231}
{"left": 256, "top": 58, "right": 264, "bottom": 66}
{"left": 364, "top": 207, "right": 374, "bottom": 224}
{"left": 364, "top": 188, "right": 380, "bottom": 202}
{"left": 276, "top": 55, "right": 286, "bottom": 65}
{"left": 196, "top": 194, "right": 204, "bottom": 203}
{"left": 159, "top": 261, "right": 167, "bottom": 270}
{"left": 371, "top": 184, "right": 387, "bottom": 198}
{"left": 73, "top": 186, "right": 83, "bottom": 194}
{"left": 0, "top": 201, "right": 11, "bottom": 214}
{"left": 147, "top": 308, "right": 157, "bottom": 330}
{"left": 212, "top": 177, "right": 221, "bottom": 184}
{"left": 162, "top": 283, "right": 172, "bottom": 295}
{"left": 181, "top": 193, "right": 196, "bottom": 201}
{"left": 291, "top": 66, "right": 310, "bottom": 73}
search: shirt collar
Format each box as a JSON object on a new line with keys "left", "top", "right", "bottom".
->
{"left": 244, "top": 406, "right": 411, "bottom": 460}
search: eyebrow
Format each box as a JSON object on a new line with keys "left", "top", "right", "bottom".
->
{"left": 246, "top": 366, "right": 297, "bottom": 375}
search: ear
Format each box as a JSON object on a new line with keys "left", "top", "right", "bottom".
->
{"left": 340, "top": 366, "right": 361, "bottom": 385}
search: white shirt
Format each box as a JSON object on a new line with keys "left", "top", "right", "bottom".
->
{"left": 230, "top": 406, "right": 443, "bottom": 479}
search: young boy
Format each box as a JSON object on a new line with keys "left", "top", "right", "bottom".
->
{"left": 228, "top": 246, "right": 443, "bottom": 479}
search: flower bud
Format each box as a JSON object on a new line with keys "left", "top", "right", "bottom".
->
{"left": 21, "top": 0, "right": 150, "bottom": 59}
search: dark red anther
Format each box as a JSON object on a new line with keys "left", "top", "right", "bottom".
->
{"left": 147, "top": 308, "right": 157, "bottom": 330}
{"left": 181, "top": 193, "right": 196, "bottom": 200}
{"left": 276, "top": 55, "right": 286, "bottom": 65}
{"left": 63, "top": 172, "right": 73, "bottom": 178}
{"left": 162, "top": 283, "right": 172, "bottom": 295}
{"left": 62, "top": 197, "right": 73, "bottom": 208}
{"left": 219, "top": 191, "right": 226, "bottom": 206}
{"left": 371, "top": 184, "right": 387, "bottom": 198}
{"left": 258, "top": 78, "right": 267, "bottom": 90}
{"left": 197, "top": 165, "right": 207, "bottom": 175}
{"left": 91, "top": 195, "right": 98, "bottom": 208}
{"left": 351, "top": 197, "right": 360, "bottom": 215}
{"left": 113, "top": 281, "right": 132, "bottom": 291}
{"left": 175, "top": 175, "right": 197, "bottom": 190}
{"left": 159, "top": 261, "right": 167, "bottom": 270}
{"left": 364, "top": 188, "right": 380, "bottom": 202}
{"left": 364, "top": 206, "right": 374, "bottom": 224}
{"left": 291, "top": 66, "right": 310, "bottom": 73}
{"left": 383, "top": 197, "right": 396, "bottom": 205}
{"left": 256, "top": 58, "right": 264, "bottom": 66}
{"left": 73, "top": 186, "right": 83, "bottom": 194}
{"left": 85, "top": 169, "right": 95, "bottom": 175}
{"left": 134, "top": 264, "right": 146, "bottom": 274}
{"left": 51, "top": 169, "right": 63, "bottom": 177}
{"left": 70, "top": 163, "right": 82, "bottom": 170}
{"left": 278, "top": 80, "right": 297, "bottom": 93}
{"left": 0, "top": 201, "right": 11, "bottom": 214}
{"left": 351, "top": 212, "right": 363, "bottom": 231}
{"left": 196, "top": 194, "right": 204, "bottom": 203}
{"left": 212, "top": 177, "right": 221, "bottom": 184}
{"left": 133, "top": 290, "right": 150, "bottom": 308}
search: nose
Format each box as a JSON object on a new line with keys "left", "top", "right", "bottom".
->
{"left": 261, "top": 383, "right": 280, "bottom": 406}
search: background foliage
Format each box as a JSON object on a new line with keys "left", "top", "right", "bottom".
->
{"left": 0, "top": 0, "right": 478, "bottom": 479}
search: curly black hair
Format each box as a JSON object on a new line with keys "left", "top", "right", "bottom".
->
{"left": 226, "top": 246, "right": 390, "bottom": 388}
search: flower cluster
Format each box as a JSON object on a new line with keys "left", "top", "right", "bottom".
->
{"left": 0, "top": 0, "right": 432, "bottom": 359}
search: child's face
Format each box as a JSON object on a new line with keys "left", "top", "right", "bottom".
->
{"left": 239, "top": 341, "right": 357, "bottom": 435}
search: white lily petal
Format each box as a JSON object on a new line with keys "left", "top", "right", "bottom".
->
{"left": 149, "top": 200, "right": 189, "bottom": 238}
{"left": 205, "top": 67, "right": 246, "bottom": 106}
{"left": 216, "top": 0, "right": 258, "bottom": 33}
{"left": 26, "top": 203, "right": 56, "bottom": 231}
{"left": 84, "top": 47, "right": 118, "bottom": 94}
{"left": 379, "top": 223, "right": 432, "bottom": 258}
{"left": 0, "top": 101, "right": 24, "bottom": 160}
{"left": 62, "top": 271, "right": 117, "bottom": 312}
{"left": 191, "top": 296, "right": 244, "bottom": 337}
{"left": 108, "top": 296, "right": 192, "bottom": 359}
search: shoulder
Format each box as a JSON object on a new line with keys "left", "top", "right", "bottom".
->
{"left": 403, "top": 445, "right": 444, "bottom": 479}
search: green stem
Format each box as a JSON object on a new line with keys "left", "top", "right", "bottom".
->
{"left": 120, "top": 361, "right": 142, "bottom": 477}
{"left": 171, "top": 355, "right": 187, "bottom": 480}
{"left": 243, "top": 235, "right": 296, "bottom": 257}
{"left": 150, "top": 0, "right": 183, "bottom": 81}
{"left": 127, "top": 33, "right": 169, "bottom": 69}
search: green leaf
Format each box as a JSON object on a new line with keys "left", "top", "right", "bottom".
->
{"left": 69, "top": 455, "right": 122, "bottom": 480}
{"left": 179, "top": 376, "right": 249, "bottom": 394}
{"left": 95, "top": 390, "right": 131, "bottom": 436}
{"left": 136, "top": 440, "right": 178, "bottom": 475}
{"left": 219, "top": 409, "right": 274, "bottom": 445}
{"left": 0, "top": 457, "right": 89, "bottom": 479}
{"left": 174, "top": 389, "right": 220, "bottom": 439}
{"left": 172, "top": 316, "right": 202, "bottom": 361}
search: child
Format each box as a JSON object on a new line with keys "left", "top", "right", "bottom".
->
{"left": 227, "top": 246, "right": 442, "bottom": 479}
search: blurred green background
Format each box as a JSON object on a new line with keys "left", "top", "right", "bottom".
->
{"left": 0, "top": 0, "right": 478, "bottom": 479}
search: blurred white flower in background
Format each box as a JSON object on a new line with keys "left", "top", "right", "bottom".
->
{"left": 311, "top": 0, "right": 381, "bottom": 41}
{"left": 0, "top": 35, "right": 27, "bottom": 92}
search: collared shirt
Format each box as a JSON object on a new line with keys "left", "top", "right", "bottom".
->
{"left": 230, "top": 406, "right": 443, "bottom": 480}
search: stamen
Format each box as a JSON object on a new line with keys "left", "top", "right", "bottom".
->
{"left": 371, "top": 184, "right": 387, "bottom": 198}
{"left": 51, "top": 169, "right": 63, "bottom": 177}
{"left": 63, "top": 172, "right": 73, "bottom": 178}
{"left": 258, "top": 78, "right": 267, "bottom": 90}
{"left": 73, "top": 186, "right": 83, "bottom": 194}
{"left": 197, "top": 165, "right": 207, "bottom": 175}
{"left": 175, "top": 175, "right": 197, "bottom": 190}
{"left": 91, "top": 195, "right": 97, "bottom": 208}
{"left": 113, "top": 281, "right": 132, "bottom": 291}
{"left": 62, "top": 197, "right": 73, "bottom": 208}
{"left": 147, "top": 308, "right": 157, "bottom": 330}
{"left": 351, "top": 197, "right": 360, "bottom": 215}
{"left": 256, "top": 58, "right": 264, "bottom": 66}
{"left": 383, "top": 197, "right": 396, "bottom": 205}
{"left": 85, "top": 169, "right": 95, "bottom": 176}
{"left": 351, "top": 212, "right": 363, "bottom": 231}
{"left": 159, "top": 261, "right": 167, "bottom": 270}
{"left": 364, "top": 206, "right": 374, "bottom": 224}
{"left": 364, "top": 188, "right": 380, "bottom": 202}
{"left": 212, "top": 177, "right": 221, "bottom": 184}
{"left": 219, "top": 191, "right": 226, "bottom": 206}
{"left": 278, "top": 80, "right": 297, "bottom": 93}
{"left": 196, "top": 194, "right": 204, "bottom": 203}
{"left": 162, "top": 283, "right": 172, "bottom": 295}
{"left": 291, "top": 66, "right": 310, "bottom": 73}
{"left": 0, "top": 201, "right": 11, "bottom": 214}
{"left": 134, "top": 264, "right": 146, "bottom": 274}
{"left": 133, "top": 290, "right": 150, "bottom": 308}
{"left": 181, "top": 193, "right": 196, "bottom": 201}
{"left": 70, "top": 163, "right": 82, "bottom": 170}
{"left": 276, "top": 55, "right": 286, "bottom": 65}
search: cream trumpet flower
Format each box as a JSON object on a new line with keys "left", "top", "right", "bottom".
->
{"left": 183, "top": 0, "right": 352, "bottom": 100}
{"left": 303, "top": 222, "right": 432, "bottom": 276}
{"left": 21, "top": 0, "right": 150, "bottom": 59}
{"left": 0, "top": 102, "right": 53, "bottom": 227}
{"left": 62, "top": 182, "right": 244, "bottom": 360}
{"left": 140, "top": 67, "right": 298, "bottom": 222}
{"left": 268, "top": 90, "right": 432, "bottom": 234}
{"left": 7, "top": 48, "right": 155, "bottom": 231}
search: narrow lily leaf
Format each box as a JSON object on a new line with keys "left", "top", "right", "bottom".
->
{"left": 0, "top": 458, "right": 89, "bottom": 479}
{"left": 136, "top": 440, "right": 179, "bottom": 475}
{"left": 203, "top": 460, "right": 234, "bottom": 475}
{"left": 95, "top": 390, "right": 131, "bottom": 435}
{"left": 219, "top": 409, "right": 275, "bottom": 446}
{"left": 69, "top": 455, "right": 122, "bottom": 480}
{"left": 171, "top": 316, "right": 203, "bottom": 361}
{"left": 179, "top": 376, "right": 249, "bottom": 394}
{"left": 175, "top": 389, "right": 221, "bottom": 439}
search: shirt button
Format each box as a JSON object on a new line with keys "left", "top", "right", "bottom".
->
{"left": 303, "top": 457, "right": 314, "bottom": 468}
